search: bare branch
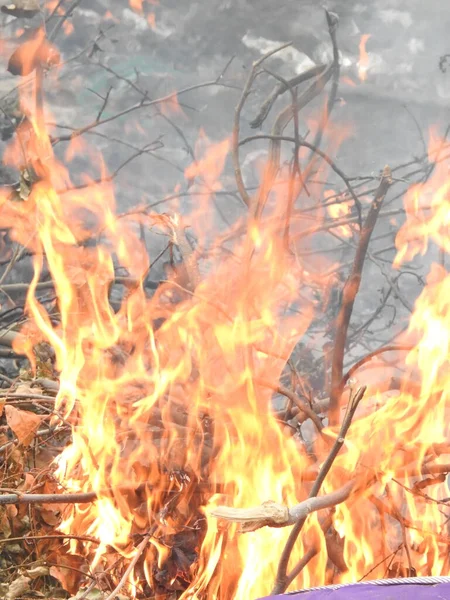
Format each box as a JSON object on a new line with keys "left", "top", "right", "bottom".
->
{"left": 329, "top": 166, "right": 393, "bottom": 425}
{"left": 232, "top": 41, "right": 293, "bottom": 207}
{"left": 272, "top": 386, "right": 366, "bottom": 594}
{"left": 250, "top": 64, "right": 327, "bottom": 129}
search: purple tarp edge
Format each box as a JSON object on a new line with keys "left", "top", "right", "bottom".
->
{"left": 261, "top": 582, "right": 450, "bottom": 600}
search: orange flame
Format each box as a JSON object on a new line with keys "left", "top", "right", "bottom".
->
{"left": 358, "top": 34, "right": 371, "bottom": 82}
{"left": 324, "top": 190, "right": 353, "bottom": 238}
{"left": 1, "top": 24, "right": 450, "bottom": 600}
{"left": 129, "top": 0, "right": 144, "bottom": 13}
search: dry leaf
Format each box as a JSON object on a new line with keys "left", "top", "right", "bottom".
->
{"left": 18, "top": 471, "right": 35, "bottom": 491}
{"left": 1, "top": 0, "right": 40, "bottom": 18}
{"left": 5, "top": 575, "right": 30, "bottom": 600}
{"left": 0, "top": 506, "right": 11, "bottom": 539}
{"left": 27, "top": 565, "right": 49, "bottom": 579}
{"left": 4, "top": 404, "right": 42, "bottom": 446}
{"left": 39, "top": 506, "right": 62, "bottom": 526}
{"left": 14, "top": 382, "right": 34, "bottom": 396}
{"left": 49, "top": 553, "right": 86, "bottom": 594}
{"left": 5, "top": 504, "right": 17, "bottom": 520}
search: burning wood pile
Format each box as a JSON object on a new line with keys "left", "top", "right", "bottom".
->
{"left": 0, "top": 3, "right": 449, "bottom": 600}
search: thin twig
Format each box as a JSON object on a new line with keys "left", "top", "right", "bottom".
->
{"left": 272, "top": 386, "right": 366, "bottom": 594}
{"left": 103, "top": 532, "right": 152, "bottom": 600}
{"left": 232, "top": 41, "right": 293, "bottom": 207}
{"left": 239, "top": 133, "right": 362, "bottom": 225}
{"left": 329, "top": 166, "right": 393, "bottom": 425}
{"left": 342, "top": 345, "right": 413, "bottom": 385}
{"left": 52, "top": 78, "right": 240, "bottom": 144}
{"left": 250, "top": 64, "right": 327, "bottom": 129}
{"left": 254, "top": 378, "right": 323, "bottom": 432}
{"left": 262, "top": 68, "right": 309, "bottom": 245}
{"left": 48, "top": 0, "right": 83, "bottom": 42}
{"left": 305, "top": 11, "right": 341, "bottom": 176}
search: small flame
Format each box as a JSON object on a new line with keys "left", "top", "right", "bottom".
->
{"left": 129, "top": 0, "right": 144, "bottom": 13}
{"left": 324, "top": 190, "right": 353, "bottom": 238}
{"left": 358, "top": 34, "right": 371, "bottom": 82}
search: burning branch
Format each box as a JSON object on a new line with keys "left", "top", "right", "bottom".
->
{"left": 0, "top": 4, "right": 449, "bottom": 598}
{"left": 272, "top": 386, "right": 366, "bottom": 594}
{"left": 329, "top": 166, "right": 393, "bottom": 425}
{"left": 209, "top": 480, "right": 354, "bottom": 533}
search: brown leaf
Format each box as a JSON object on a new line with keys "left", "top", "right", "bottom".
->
{"left": 5, "top": 504, "right": 17, "bottom": 520}
{"left": 49, "top": 553, "right": 86, "bottom": 594}
{"left": 39, "top": 506, "right": 62, "bottom": 526}
{"left": 4, "top": 404, "right": 42, "bottom": 446}
{"left": 17, "top": 472, "right": 35, "bottom": 491}
{"left": 0, "top": 506, "right": 11, "bottom": 539}
{"left": 14, "top": 382, "right": 35, "bottom": 396}
{"left": 1, "top": 0, "right": 40, "bottom": 18}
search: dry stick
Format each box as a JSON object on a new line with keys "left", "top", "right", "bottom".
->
{"left": 0, "top": 533, "right": 99, "bottom": 545}
{"left": 342, "top": 344, "right": 413, "bottom": 385}
{"left": 271, "top": 386, "right": 366, "bottom": 594}
{"left": 253, "top": 63, "right": 334, "bottom": 220}
{"left": 277, "top": 512, "right": 336, "bottom": 584}
{"left": 239, "top": 134, "right": 362, "bottom": 222}
{"left": 52, "top": 78, "right": 240, "bottom": 144}
{"left": 76, "top": 558, "right": 125, "bottom": 600}
{"left": 328, "top": 166, "right": 393, "bottom": 427}
{"left": 48, "top": 0, "right": 82, "bottom": 42}
{"left": 262, "top": 11, "right": 339, "bottom": 200}
{"left": 103, "top": 532, "right": 152, "bottom": 600}
{"left": 0, "top": 491, "right": 96, "bottom": 506}
{"left": 210, "top": 479, "right": 353, "bottom": 533}
{"left": 0, "top": 481, "right": 214, "bottom": 506}
{"left": 0, "top": 274, "right": 155, "bottom": 301}
{"left": 305, "top": 11, "right": 343, "bottom": 190}
{"left": 254, "top": 378, "right": 323, "bottom": 433}
{"left": 262, "top": 68, "right": 309, "bottom": 247}
{"left": 232, "top": 41, "right": 293, "bottom": 207}
{"left": 250, "top": 64, "right": 327, "bottom": 129}
{"left": 369, "top": 495, "right": 450, "bottom": 547}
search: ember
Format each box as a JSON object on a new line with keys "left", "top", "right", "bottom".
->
{"left": 0, "top": 4, "right": 449, "bottom": 600}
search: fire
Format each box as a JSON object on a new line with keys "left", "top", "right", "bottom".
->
{"left": 130, "top": 0, "right": 144, "bottom": 13}
{"left": 324, "top": 190, "right": 353, "bottom": 238}
{"left": 0, "top": 15, "right": 450, "bottom": 600}
{"left": 358, "top": 34, "right": 371, "bottom": 82}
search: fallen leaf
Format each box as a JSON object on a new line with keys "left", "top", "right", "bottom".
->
{"left": 14, "top": 382, "right": 35, "bottom": 396}
{"left": 0, "top": 506, "right": 11, "bottom": 539}
{"left": 39, "top": 506, "right": 62, "bottom": 526}
{"left": 5, "top": 576, "right": 30, "bottom": 600}
{"left": 27, "top": 565, "right": 49, "bottom": 579}
{"left": 18, "top": 471, "right": 35, "bottom": 491}
{"left": 4, "top": 404, "right": 42, "bottom": 446}
{"left": 49, "top": 553, "right": 86, "bottom": 594}
{"left": 5, "top": 504, "right": 17, "bottom": 520}
{"left": 1, "top": 0, "right": 40, "bottom": 18}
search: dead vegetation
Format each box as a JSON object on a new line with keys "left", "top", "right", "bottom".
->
{"left": 0, "top": 2, "right": 448, "bottom": 599}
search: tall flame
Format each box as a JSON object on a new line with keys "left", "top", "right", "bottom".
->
{"left": 358, "top": 34, "right": 371, "bottom": 82}
{"left": 0, "top": 25, "right": 449, "bottom": 600}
